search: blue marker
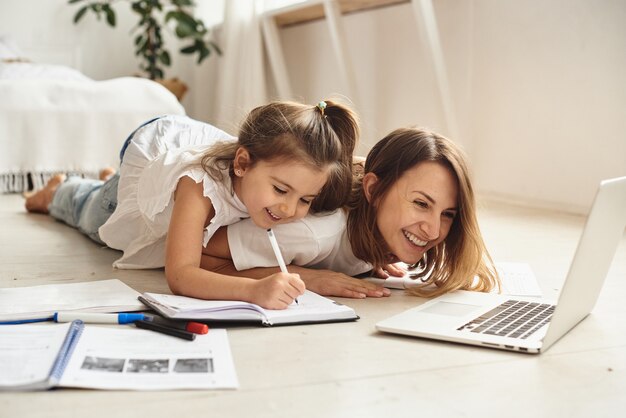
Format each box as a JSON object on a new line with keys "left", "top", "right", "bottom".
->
{"left": 54, "top": 312, "right": 145, "bottom": 324}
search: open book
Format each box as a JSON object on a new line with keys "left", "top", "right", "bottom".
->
{"left": 0, "top": 321, "right": 238, "bottom": 391}
{"left": 139, "top": 290, "right": 359, "bottom": 326}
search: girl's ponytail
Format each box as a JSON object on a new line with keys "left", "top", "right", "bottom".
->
{"left": 310, "top": 99, "right": 359, "bottom": 212}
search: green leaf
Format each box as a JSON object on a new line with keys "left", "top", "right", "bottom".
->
{"left": 68, "top": 0, "right": 85, "bottom": 4}
{"left": 131, "top": 3, "right": 143, "bottom": 14}
{"left": 180, "top": 44, "right": 197, "bottom": 54}
{"left": 103, "top": 5, "right": 116, "bottom": 27}
{"left": 176, "top": 13, "right": 198, "bottom": 30}
{"left": 197, "top": 45, "right": 210, "bottom": 64}
{"left": 172, "top": 0, "right": 194, "bottom": 7}
{"left": 164, "top": 11, "right": 183, "bottom": 23}
{"left": 159, "top": 51, "right": 171, "bottom": 66}
{"left": 73, "top": 6, "right": 89, "bottom": 24}
{"left": 175, "top": 21, "right": 195, "bottom": 38}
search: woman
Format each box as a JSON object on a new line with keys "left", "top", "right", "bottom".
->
{"left": 202, "top": 127, "right": 499, "bottom": 299}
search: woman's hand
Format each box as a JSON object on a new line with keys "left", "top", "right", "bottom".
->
{"left": 250, "top": 272, "right": 305, "bottom": 310}
{"left": 199, "top": 253, "right": 390, "bottom": 301}
{"left": 371, "top": 263, "right": 407, "bottom": 279}
{"left": 295, "top": 268, "right": 391, "bottom": 299}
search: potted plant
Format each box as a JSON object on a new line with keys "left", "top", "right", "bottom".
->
{"left": 68, "top": 0, "right": 221, "bottom": 100}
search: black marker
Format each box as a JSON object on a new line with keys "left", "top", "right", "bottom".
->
{"left": 135, "top": 319, "right": 196, "bottom": 341}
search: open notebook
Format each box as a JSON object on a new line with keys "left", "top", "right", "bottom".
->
{"left": 139, "top": 290, "right": 359, "bottom": 326}
{"left": 0, "top": 321, "right": 238, "bottom": 391}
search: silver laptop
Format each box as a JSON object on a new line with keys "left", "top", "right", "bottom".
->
{"left": 376, "top": 176, "right": 626, "bottom": 354}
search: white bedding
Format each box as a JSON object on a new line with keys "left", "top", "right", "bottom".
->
{"left": 0, "top": 61, "right": 92, "bottom": 81}
{"left": 0, "top": 74, "right": 185, "bottom": 192}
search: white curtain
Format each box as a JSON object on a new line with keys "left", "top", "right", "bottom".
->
{"left": 211, "top": 0, "right": 268, "bottom": 134}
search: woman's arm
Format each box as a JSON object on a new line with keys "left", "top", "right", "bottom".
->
{"left": 165, "top": 176, "right": 304, "bottom": 309}
{"left": 201, "top": 254, "right": 390, "bottom": 299}
{"left": 203, "top": 226, "right": 391, "bottom": 298}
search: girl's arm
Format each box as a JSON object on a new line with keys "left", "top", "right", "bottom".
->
{"left": 165, "top": 176, "right": 304, "bottom": 309}
{"left": 203, "top": 227, "right": 391, "bottom": 299}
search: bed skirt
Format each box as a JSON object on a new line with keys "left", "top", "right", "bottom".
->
{"left": 0, "top": 171, "right": 97, "bottom": 193}
{"left": 0, "top": 77, "right": 185, "bottom": 195}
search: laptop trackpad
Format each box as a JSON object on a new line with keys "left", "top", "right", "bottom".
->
{"left": 421, "top": 301, "right": 481, "bottom": 316}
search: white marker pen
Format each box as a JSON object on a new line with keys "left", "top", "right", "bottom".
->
{"left": 54, "top": 312, "right": 145, "bottom": 324}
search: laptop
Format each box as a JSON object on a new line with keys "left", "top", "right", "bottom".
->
{"left": 376, "top": 176, "right": 626, "bottom": 354}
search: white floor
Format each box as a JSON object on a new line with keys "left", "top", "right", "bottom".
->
{"left": 1, "top": 193, "right": 625, "bottom": 417}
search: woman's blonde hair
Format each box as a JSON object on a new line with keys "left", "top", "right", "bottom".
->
{"left": 346, "top": 127, "right": 500, "bottom": 297}
{"left": 200, "top": 100, "right": 359, "bottom": 212}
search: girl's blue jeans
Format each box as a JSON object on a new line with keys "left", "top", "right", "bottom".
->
{"left": 47, "top": 117, "right": 159, "bottom": 244}
{"left": 48, "top": 174, "right": 119, "bottom": 245}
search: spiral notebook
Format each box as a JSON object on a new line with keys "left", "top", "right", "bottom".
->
{"left": 0, "top": 321, "right": 238, "bottom": 391}
{"left": 139, "top": 290, "right": 359, "bottom": 326}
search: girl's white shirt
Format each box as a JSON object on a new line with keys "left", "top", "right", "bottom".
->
{"left": 99, "top": 115, "right": 248, "bottom": 269}
{"left": 227, "top": 210, "right": 373, "bottom": 277}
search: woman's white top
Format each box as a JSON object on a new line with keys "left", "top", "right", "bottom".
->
{"left": 227, "top": 210, "right": 373, "bottom": 277}
{"left": 99, "top": 115, "right": 248, "bottom": 269}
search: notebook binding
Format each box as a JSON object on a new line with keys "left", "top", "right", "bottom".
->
{"left": 48, "top": 319, "right": 85, "bottom": 385}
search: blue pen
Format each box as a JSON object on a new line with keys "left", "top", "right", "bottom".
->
{"left": 54, "top": 312, "right": 145, "bottom": 324}
{"left": 0, "top": 317, "right": 54, "bottom": 325}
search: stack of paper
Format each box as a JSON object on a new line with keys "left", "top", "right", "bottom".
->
{"left": 0, "top": 279, "right": 146, "bottom": 323}
{"left": 365, "top": 261, "right": 543, "bottom": 297}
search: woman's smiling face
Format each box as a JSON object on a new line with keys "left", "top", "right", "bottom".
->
{"left": 366, "top": 161, "right": 459, "bottom": 265}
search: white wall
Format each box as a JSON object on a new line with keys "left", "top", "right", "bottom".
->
{"left": 470, "top": 0, "right": 626, "bottom": 212}
{"left": 1, "top": 0, "right": 625, "bottom": 213}
{"left": 278, "top": 0, "right": 626, "bottom": 213}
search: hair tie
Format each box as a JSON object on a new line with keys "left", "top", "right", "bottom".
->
{"left": 317, "top": 101, "right": 327, "bottom": 116}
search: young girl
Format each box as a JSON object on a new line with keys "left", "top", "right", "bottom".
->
{"left": 202, "top": 127, "right": 500, "bottom": 299}
{"left": 24, "top": 100, "right": 362, "bottom": 309}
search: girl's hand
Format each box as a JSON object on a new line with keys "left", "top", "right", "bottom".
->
{"left": 372, "top": 263, "right": 407, "bottom": 279}
{"left": 298, "top": 269, "right": 391, "bottom": 299}
{"left": 251, "top": 272, "right": 305, "bottom": 310}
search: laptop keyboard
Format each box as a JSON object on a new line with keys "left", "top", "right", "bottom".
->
{"left": 457, "top": 300, "right": 555, "bottom": 339}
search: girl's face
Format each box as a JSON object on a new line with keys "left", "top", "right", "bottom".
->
{"left": 365, "top": 161, "right": 459, "bottom": 265}
{"left": 233, "top": 152, "right": 330, "bottom": 229}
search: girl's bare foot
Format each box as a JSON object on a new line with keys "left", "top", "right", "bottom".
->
{"left": 24, "top": 174, "right": 66, "bottom": 214}
{"left": 99, "top": 167, "right": 116, "bottom": 181}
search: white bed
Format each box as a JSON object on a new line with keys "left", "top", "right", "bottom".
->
{"left": 0, "top": 37, "right": 185, "bottom": 193}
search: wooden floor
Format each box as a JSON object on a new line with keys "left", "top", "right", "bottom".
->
{"left": 1, "top": 193, "right": 625, "bottom": 417}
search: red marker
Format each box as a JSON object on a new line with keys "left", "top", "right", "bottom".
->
{"left": 146, "top": 315, "right": 209, "bottom": 334}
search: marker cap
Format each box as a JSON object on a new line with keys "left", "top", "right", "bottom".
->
{"left": 186, "top": 322, "right": 209, "bottom": 334}
{"left": 117, "top": 313, "right": 146, "bottom": 324}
